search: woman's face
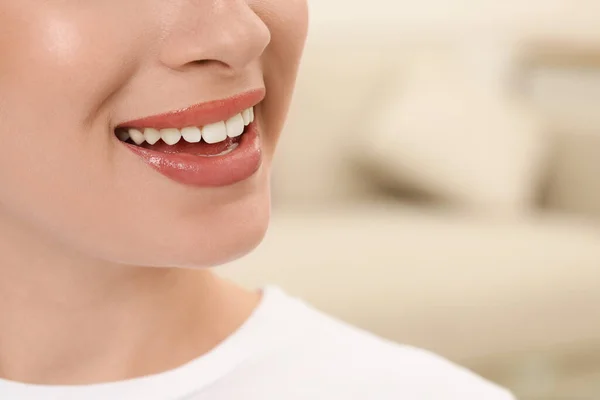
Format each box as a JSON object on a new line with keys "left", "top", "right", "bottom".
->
{"left": 0, "top": 1, "right": 308, "bottom": 267}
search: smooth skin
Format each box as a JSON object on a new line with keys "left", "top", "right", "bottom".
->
{"left": 0, "top": 0, "right": 308, "bottom": 385}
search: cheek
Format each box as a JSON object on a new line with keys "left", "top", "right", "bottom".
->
{"left": 0, "top": 5, "right": 148, "bottom": 249}
{"left": 258, "top": 0, "right": 309, "bottom": 82}
{"left": 0, "top": 4, "right": 151, "bottom": 180}
{"left": 254, "top": 0, "right": 308, "bottom": 153}
{"left": 0, "top": 7, "right": 144, "bottom": 125}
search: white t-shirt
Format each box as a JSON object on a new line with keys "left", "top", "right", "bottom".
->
{"left": 0, "top": 286, "right": 515, "bottom": 400}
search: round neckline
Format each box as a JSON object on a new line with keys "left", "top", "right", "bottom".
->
{"left": 0, "top": 286, "right": 286, "bottom": 400}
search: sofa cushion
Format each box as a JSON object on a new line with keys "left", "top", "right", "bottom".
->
{"left": 354, "top": 49, "right": 550, "bottom": 214}
{"left": 544, "top": 130, "right": 600, "bottom": 218}
{"left": 525, "top": 58, "right": 600, "bottom": 218}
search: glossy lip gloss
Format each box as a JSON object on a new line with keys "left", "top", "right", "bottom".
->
{"left": 116, "top": 89, "right": 265, "bottom": 187}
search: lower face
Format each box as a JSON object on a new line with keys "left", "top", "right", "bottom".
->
{"left": 0, "top": 1, "right": 308, "bottom": 268}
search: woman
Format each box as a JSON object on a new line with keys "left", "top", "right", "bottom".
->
{"left": 0, "top": 1, "right": 514, "bottom": 399}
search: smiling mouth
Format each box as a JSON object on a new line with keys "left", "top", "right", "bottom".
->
{"left": 114, "top": 89, "right": 264, "bottom": 187}
{"left": 115, "top": 106, "right": 255, "bottom": 157}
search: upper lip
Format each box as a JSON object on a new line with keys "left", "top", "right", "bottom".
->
{"left": 116, "top": 88, "right": 265, "bottom": 130}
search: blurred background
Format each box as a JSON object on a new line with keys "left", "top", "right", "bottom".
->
{"left": 221, "top": 1, "right": 600, "bottom": 399}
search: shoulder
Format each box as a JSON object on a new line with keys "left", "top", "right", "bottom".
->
{"left": 261, "top": 289, "right": 515, "bottom": 399}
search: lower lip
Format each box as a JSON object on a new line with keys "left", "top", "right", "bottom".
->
{"left": 123, "top": 123, "right": 262, "bottom": 187}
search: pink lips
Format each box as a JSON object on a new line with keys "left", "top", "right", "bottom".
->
{"left": 117, "top": 89, "right": 265, "bottom": 187}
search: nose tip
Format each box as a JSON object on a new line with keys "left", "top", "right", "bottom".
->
{"left": 159, "top": 2, "right": 271, "bottom": 72}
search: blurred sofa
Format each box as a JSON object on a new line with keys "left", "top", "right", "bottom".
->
{"left": 220, "top": 2, "right": 600, "bottom": 395}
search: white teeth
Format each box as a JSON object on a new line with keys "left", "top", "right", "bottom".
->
{"left": 226, "top": 114, "right": 245, "bottom": 138}
{"left": 128, "top": 129, "right": 145, "bottom": 145}
{"left": 202, "top": 121, "right": 227, "bottom": 144}
{"left": 181, "top": 126, "right": 202, "bottom": 143}
{"left": 241, "top": 108, "right": 251, "bottom": 125}
{"left": 126, "top": 106, "right": 255, "bottom": 146}
{"left": 117, "top": 130, "right": 130, "bottom": 141}
{"left": 160, "top": 128, "right": 181, "bottom": 145}
{"left": 144, "top": 128, "right": 161, "bottom": 145}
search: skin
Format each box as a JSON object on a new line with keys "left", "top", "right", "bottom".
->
{"left": 0, "top": 0, "right": 308, "bottom": 385}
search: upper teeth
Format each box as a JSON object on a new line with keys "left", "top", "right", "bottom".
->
{"left": 118, "top": 107, "right": 255, "bottom": 145}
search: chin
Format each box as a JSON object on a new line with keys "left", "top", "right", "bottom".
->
{"left": 176, "top": 196, "right": 272, "bottom": 269}
{"left": 102, "top": 180, "right": 272, "bottom": 269}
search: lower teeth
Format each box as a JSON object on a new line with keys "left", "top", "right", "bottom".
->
{"left": 115, "top": 130, "right": 241, "bottom": 157}
{"left": 210, "top": 143, "right": 239, "bottom": 157}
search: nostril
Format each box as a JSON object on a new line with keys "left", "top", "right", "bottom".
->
{"left": 190, "top": 59, "right": 212, "bottom": 67}
{"left": 187, "top": 59, "right": 231, "bottom": 71}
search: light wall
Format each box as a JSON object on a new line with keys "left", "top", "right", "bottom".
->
{"left": 308, "top": 0, "right": 600, "bottom": 44}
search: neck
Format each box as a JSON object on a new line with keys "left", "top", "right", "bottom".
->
{"left": 0, "top": 212, "right": 259, "bottom": 385}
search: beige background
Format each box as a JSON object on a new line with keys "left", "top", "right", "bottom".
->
{"left": 220, "top": 2, "right": 600, "bottom": 399}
